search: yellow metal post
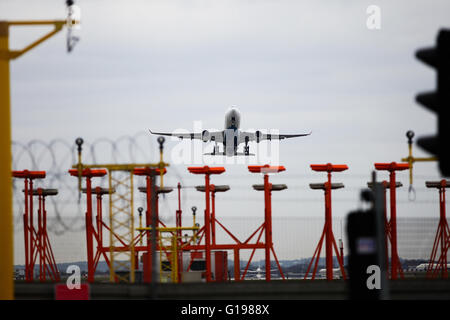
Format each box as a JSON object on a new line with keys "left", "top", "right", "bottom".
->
{"left": 157, "top": 137, "right": 166, "bottom": 188}
{"left": 158, "top": 235, "right": 164, "bottom": 283}
{"left": 401, "top": 131, "right": 437, "bottom": 187}
{"left": 171, "top": 235, "right": 178, "bottom": 283}
{"left": 0, "top": 21, "right": 13, "bottom": 300}
{"left": 138, "top": 207, "right": 143, "bottom": 246}
{"left": 0, "top": 19, "right": 72, "bottom": 300}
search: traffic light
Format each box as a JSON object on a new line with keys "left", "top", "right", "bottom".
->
{"left": 347, "top": 207, "right": 379, "bottom": 299}
{"left": 415, "top": 29, "right": 450, "bottom": 177}
{"left": 347, "top": 189, "right": 389, "bottom": 300}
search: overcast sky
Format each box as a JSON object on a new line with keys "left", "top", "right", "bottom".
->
{"left": 2, "top": 0, "right": 449, "bottom": 262}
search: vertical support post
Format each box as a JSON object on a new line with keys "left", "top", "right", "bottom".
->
{"left": 382, "top": 182, "right": 390, "bottom": 272}
{"left": 441, "top": 186, "right": 447, "bottom": 279}
{"left": 158, "top": 137, "right": 165, "bottom": 188}
{"left": 0, "top": 21, "right": 13, "bottom": 299}
{"left": 155, "top": 188, "right": 160, "bottom": 226}
{"left": 192, "top": 207, "right": 197, "bottom": 243}
{"left": 145, "top": 175, "right": 152, "bottom": 283}
{"left": 41, "top": 195, "right": 49, "bottom": 281}
{"left": 406, "top": 131, "right": 414, "bottom": 187}
{"left": 374, "top": 162, "right": 409, "bottom": 280}
{"left": 425, "top": 180, "right": 450, "bottom": 279}
{"left": 171, "top": 235, "right": 178, "bottom": 283}
{"left": 37, "top": 190, "right": 44, "bottom": 282}
{"left": 211, "top": 185, "right": 217, "bottom": 245}
{"left": 29, "top": 178, "right": 34, "bottom": 281}
{"left": 325, "top": 172, "right": 333, "bottom": 281}
{"left": 76, "top": 138, "right": 84, "bottom": 194}
{"left": 23, "top": 178, "right": 30, "bottom": 282}
{"left": 69, "top": 168, "right": 107, "bottom": 284}
{"left": 248, "top": 165, "right": 287, "bottom": 281}
{"left": 176, "top": 183, "right": 183, "bottom": 283}
{"left": 85, "top": 175, "right": 95, "bottom": 283}
{"left": 176, "top": 183, "right": 182, "bottom": 241}
{"left": 96, "top": 188, "right": 103, "bottom": 249}
{"left": 129, "top": 171, "right": 135, "bottom": 283}
{"left": 150, "top": 173, "right": 157, "bottom": 297}
{"left": 187, "top": 166, "right": 226, "bottom": 282}
{"left": 388, "top": 170, "right": 398, "bottom": 280}
{"left": 46, "top": 192, "right": 59, "bottom": 280}
{"left": 138, "top": 207, "right": 143, "bottom": 246}
{"left": 42, "top": 193, "right": 47, "bottom": 281}
{"left": 264, "top": 174, "right": 272, "bottom": 282}
{"left": 204, "top": 173, "right": 212, "bottom": 282}
{"left": 234, "top": 247, "right": 240, "bottom": 281}
{"left": 440, "top": 186, "right": 447, "bottom": 278}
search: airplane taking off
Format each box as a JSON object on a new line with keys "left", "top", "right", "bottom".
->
{"left": 149, "top": 107, "right": 311, "bottom": 156}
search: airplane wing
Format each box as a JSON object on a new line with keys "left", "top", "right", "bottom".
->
{"left": 149, "top": 129, "right": 224, "bottom": 142}
{"left": 276, "top": 132, "right": 312, "bottom": 139}
{"left": 240, "top": 131, "right": 311, "bottom": 143}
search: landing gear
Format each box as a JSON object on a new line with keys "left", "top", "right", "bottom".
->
{"left": 212, "top": 142, "right": 219, "bottom": 155}
{"left": 244, "top": 136, "right": 250, "bottom": 156}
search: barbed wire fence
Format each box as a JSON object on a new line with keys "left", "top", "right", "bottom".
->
{"left": 11, "top": 131, "right": 188, "bottom": 235}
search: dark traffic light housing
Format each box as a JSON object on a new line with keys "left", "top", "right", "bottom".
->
{"left": 347, "top": 188, "right": 388, "bottom": 300}
{"left": 416, "top": 29, "right": 450, "bottom": 177}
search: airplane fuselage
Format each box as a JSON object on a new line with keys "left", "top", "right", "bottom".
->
{"left": 223, "top": 107, "right": 242, "bottom": 156}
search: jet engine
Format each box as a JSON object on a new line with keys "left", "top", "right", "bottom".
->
{"left": 202, "top": 130, "right": 210, "bottom": 142}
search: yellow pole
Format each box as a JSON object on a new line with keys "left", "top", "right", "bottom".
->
{"left": 0, "top": 19, "right": 76, "bottom": 299}
{"left": 138, "top": 208, "right": 143, "bottom": 246}
{"left": 157, "top": 136, "right": 165, "bottom": 188}
{"left": 0, "top": 21, "right": 13, "bottom": 300}
{"left": 401, "top": 131, "right": 438, "bottom": 186}
{"left": 171, "top": 235, "right": 178, "bottom": 283}
{"left": 406, "top": 142, "right": 413, "bottom": 186}
{"left": 159, "top": 236, "right": 164, "bottom": 283}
